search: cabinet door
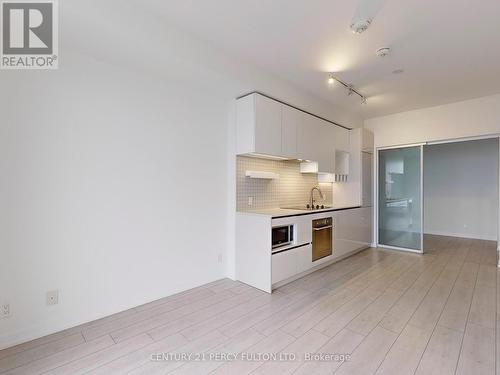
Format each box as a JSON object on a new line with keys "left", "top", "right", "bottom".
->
{"left": 359, "top": 207, "right": 373, "bottom": 245}
{"left": 295, "top": 245, "right": 313, "bottom": 274}
{"left": 334, "top": 208, "right": 370, "bottom": 258}
{"left": 236, "top": 94, "right": 256, "bottom": 155}
{"left": 297, "top": 112, "right": 317, "bottom": 161}
{"left": 272, "top": 249, "right": 297, "bottom": 284}
{"left": 272, "top": 245, "right": 313, "bottom": 284}
{"left": 281, "top": 106, "right": 299, "bottom": 159}
{"left": 254, "top": 94, "right": 283, "bottom": 156}
{"left": 316, "top": 119, "right": 335, "bottom": 173}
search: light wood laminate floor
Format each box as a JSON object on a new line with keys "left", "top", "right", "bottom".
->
{"left": 0, "top": 235, "right": 498, "bottom": 375}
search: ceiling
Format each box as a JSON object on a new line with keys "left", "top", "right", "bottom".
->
{"left": 138, "top": 0, "right": 500, "bottom": 118}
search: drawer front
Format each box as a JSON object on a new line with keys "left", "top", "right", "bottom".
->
{"left": 272, "top": 249, "right": 297, "bottom": 284}
{"left": 272, "top": 244, "right": 312, "bottom": 284}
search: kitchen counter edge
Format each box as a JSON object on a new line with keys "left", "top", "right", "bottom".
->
{"left": 237, "top": 206, "right": 363, "bottom": 219}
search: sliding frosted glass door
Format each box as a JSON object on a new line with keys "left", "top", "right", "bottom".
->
{"left": 378, "top": 146, "right": 423, "bottom": 251}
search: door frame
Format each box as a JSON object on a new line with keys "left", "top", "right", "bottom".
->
{"left": 375, "top": 143, "right": 426, "bottom": 254}
{"left": 375, "top": 134, "right": 500, "bottom": 261}
{"left": 425, "top": 134, "right": 500, "bottom": 263}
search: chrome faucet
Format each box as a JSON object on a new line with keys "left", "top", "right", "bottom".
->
{"left": 310, "top": 186, "right": 324, "bottom": 208}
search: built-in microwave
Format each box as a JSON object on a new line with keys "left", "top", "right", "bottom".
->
{"left": 272, "top": 225, "right": 294, "bottom": 249}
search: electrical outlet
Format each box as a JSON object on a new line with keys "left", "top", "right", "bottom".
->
{"left": 1, "top": 303, "right": 10, "bottom": 319}
{"left": 46, "top": 290, "right": 59, "bottom": 306}
{"left": 218, "top": 254, "right": 223, "bottom": 263}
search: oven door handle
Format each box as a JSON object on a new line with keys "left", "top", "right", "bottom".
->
{"left": 313, "top": 225, "right": 333, "bottom": 231}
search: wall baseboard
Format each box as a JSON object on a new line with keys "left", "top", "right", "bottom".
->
{"left": 0, "top": 275, "right": 226, "bottom": 351}
{"left": 424, "top": 230, "right": 497, "bottom": 241}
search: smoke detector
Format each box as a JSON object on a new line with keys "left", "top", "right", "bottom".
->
{"left": 350, "top": 19, "right": 372, "bottom": 34}
{"left": 376, "top": 47, "right": 391, "bottom": 57}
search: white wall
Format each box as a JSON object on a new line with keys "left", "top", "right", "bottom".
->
{"left": 364, "top": 93, "right": 500, "bottom": 250}
{"left": 0, "top": 1, "right": 362, "bottom": 349}
{"left": 0, "top": 52, "right": 231, "bottom": 348}
{"left": 63, "top": 0, "right": 363, "bottom": 283}
{"left": 364, "top": 94, "right": 500, "bottom": 148}
{"left": 424, "top": 139, "right": 499, "bottom": 240}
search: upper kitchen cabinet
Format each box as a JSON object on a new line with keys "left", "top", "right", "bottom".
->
{"left": 236, "top": 93, "right": 283, "bottom": 157}
{"left": 297, "top": 115, "right": 320, "bottom": 161}
{"left": 236, "top": 93, "right": 351, "bottom": 165}
{"left": 298, "top": 117, "right": 350, "bottom": 174}
{"left": 315, "top": 118, "right": 336, "bottom": 173}
{"left": 281, "top": 105, "right": 302, "bottom": 159}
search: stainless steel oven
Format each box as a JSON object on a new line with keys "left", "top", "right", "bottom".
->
{"left": 312, "top": 217, "right": 333, "bottom": 261}
{"left": 272, "top": 225, "right": 294, "bottom": 249}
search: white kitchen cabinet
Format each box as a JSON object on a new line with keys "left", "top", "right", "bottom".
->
{"left": 334, "top": 207, "right": 372, "bottom": 258}
{"left": 296, "top": 244, "right": 313, "bottom": 274}
{"left": 297, "top": 113, "right": 318, "bottom": 161}
{"left": 236, "top": 93, "right": 282, "bottom": 156}
{"left": 317, "top": 119, "right": 336, "bottom": 173}
{"left": 255, "top": 95, "right": 282, "bottom": 156}
{"left": 362, "top": 152, "right": 373, "bottom": 207}
{"left": 334, "top": 150, "right": 350, "bottom": 175}
{"left": 272, "top": 244, "right": 312, "bottom": 284}
{"left": 332, "top": 128, "right": 373, "bottom": 208}
{"left": 298, "top": 117, "right": 335, "bottom": 173}
{"left": 272, "top": 249, "right": 297, "bottom": 284}
{"left": 332, "top": 127, "right": 350, "bottom": 176}
{"left": 237, "top": 209, "right": 370, "bottom": 293}
{"left": 281, "top": 105, "right": 300, "bottom": 159}
{"left": 298, "top": 117, "right": 350, "bottom": 174}
{"left": 359, "top": 207, "right": 373, "bottom": 245}
{"left": 236, "top": 93, "right": 351, "bottom": 166}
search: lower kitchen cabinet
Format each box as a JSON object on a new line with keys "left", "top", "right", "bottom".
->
{"left": 236, "top": 207, "right": 372, "bottom": 293}
{"left": 334, "top": 207, "right": 372, "bottom": 258}
{"left": 272, "top": 244, "right": 312, "bottom": 284}
{"left": 296, "top": 244, "right": 313, "bottom": 274}
{"left": 272, "top": 249, "right": 297, "bottom": 284}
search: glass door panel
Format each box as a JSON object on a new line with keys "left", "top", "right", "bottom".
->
{"left": 378, "top": 146, "right": 423, "bottom": 251}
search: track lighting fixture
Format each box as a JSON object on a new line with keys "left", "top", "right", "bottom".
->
{"left": 327, "top": 73, "right": 367, "bottom": 105}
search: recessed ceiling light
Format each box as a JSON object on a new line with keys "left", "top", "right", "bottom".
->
{"left": 392, "top": 69, "right": 404, "bottom": 74}
{"left": 376, "top": 47, "right": 391, "bottom": 57}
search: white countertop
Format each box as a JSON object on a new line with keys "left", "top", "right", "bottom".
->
{"left": 238, "top": 206, "right": 361, "bottom": 218}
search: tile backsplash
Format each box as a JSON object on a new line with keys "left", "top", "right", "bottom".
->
{"left": 237, "top": 156, "right": 332, "bottom": 211}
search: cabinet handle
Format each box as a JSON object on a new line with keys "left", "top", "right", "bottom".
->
{"left": 313, "top": 225, "right": 333, "bottom": 231}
